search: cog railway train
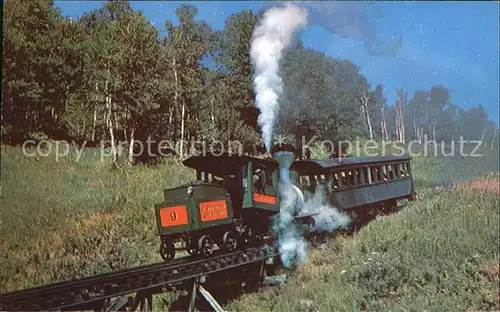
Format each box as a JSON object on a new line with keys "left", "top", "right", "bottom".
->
{"left": 154, "top": 145, "right": 417, "bottom": 261}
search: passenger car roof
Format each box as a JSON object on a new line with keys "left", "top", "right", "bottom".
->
{"left": 291, "top": 155, "right": 412, "bottom": 173}
{"left": 183, "top": 153, "right": 412, "bottom": 176}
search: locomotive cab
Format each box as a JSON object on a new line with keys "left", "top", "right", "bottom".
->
{"left": 154, "top": 153, "right": 281, "bottom": 261}
{"left": 153, "top": 149, "right": 312, "bottom": 262}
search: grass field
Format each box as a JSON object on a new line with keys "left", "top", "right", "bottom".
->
{"left": 0, "top": 144, "right": 195, "bottom": 293}
{"left": 1, "top": 141, "right": 498, "bottom": 311}
{"left": 226, "top": 173, "right": 499, "bottom": 311}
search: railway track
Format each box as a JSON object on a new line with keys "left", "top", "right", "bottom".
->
{"left": 0, "top": 245, "right": 280, "bottom": 311}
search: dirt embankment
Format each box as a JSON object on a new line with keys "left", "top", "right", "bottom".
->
{"left": 465, "top": 180, "right": 500, "bottom": 194}
{"left": 453, "top": 174, "right": 500, "bottom": 194}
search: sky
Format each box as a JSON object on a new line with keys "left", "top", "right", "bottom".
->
{"left": 54, "top": 1, "right": 499, "bottom": 124}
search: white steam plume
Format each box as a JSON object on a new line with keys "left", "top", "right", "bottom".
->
{"left": 250, "top": 3, "right": 308, "bottom": 152}
{"left": 299, "top": 185, "right": 351, "bottom": 233}
{"left": 273, "top": 182, "right": 309, "bottom": 267}
{"left": 274, "top": 180, "right": 351, "bottom": 268}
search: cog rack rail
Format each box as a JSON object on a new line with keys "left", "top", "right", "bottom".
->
{"left": 1, "top": 246, "right": 279, "bottom": 311}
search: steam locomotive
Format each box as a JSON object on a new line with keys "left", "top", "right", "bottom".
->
{"left": 153, "top": 145, "right": 416, "bottom": 261}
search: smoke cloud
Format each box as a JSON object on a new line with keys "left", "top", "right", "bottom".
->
{"left": 272, "top": 182, "right": 309, "bottom": 267}
{"left": 250, "top": 1, "right": 382, "bottom": 267}
{"left": 249, "top": 3, "right": 308, "bottom": 152}
{"left": 273, "top": 178, "right": 351, "bottom": 268}
{"left": 297, "top": 1, "right": 402, "bottom": 57}
{"left": 261, "top": 1, "right": 403, "bottom": 57}
{"left": 251, "top": 1, "right": 401, "bottom": 152}
{"left": 299, "top": 185, "right": 351, "bottom": 234}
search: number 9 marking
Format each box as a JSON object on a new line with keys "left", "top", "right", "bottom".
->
{"left": 170, "top": 212, "right": 177, "bottom": 221}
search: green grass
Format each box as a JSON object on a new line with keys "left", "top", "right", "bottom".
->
{"left": 226, "top": 173, "right": 499, "bottom": 311}
{"left": 0, "top": 141, "right": 498, "bottom": 311}
{"left": 0, "top": 144, "right": 195, "bottom": 293}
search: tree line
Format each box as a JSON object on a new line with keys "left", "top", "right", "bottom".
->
{"left": 2, "top": 0, "right": 498, "bottom": 163}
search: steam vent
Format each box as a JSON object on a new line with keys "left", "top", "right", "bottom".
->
{"left": 271, "top": 144, "right": 296, "bottom": 184}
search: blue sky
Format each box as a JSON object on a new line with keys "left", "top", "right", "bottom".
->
{"left": 55, "top": 1, "right": 499, "bottom": 124}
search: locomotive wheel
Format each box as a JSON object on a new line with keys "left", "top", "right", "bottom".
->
{"left": 223, "top": 231, "right": 238, "bottom": 252}
{"left": 198, "top": 235, "right": 214, "bottom": 257}
{"left": 160, "top": 239, "right": 175, "bottom": 261}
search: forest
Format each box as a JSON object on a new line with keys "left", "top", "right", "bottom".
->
{"left": 2, "top": 0, "right": 498, "bottom": 163}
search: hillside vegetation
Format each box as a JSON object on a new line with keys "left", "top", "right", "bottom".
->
{"left": 0, "top": 144, "right": 195, "bottom": 293}
{"left": 1, "top": 143, "right": 498, "bottom": 304}
{"left": 226, "top": 173, "right": 499, "bottom": 311}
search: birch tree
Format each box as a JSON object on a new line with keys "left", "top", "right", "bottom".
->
{"left": 395, "top": 88, "right": 407, "bottom": 142}
{"left": 164, "top": 5, "right": 213, "bottom": 159}
{"left": 359, "top": 90, "right": 373, "bottom": 139}
{"left": 408, "top": 90, "right": 429, "bottom": 142}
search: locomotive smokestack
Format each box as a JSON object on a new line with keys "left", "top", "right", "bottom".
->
{"left": 271, "top": 144, "right": 295, "bottom": 184}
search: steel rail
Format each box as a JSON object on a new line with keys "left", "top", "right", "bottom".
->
{"left": 2, "top": 253, "right": 196, "bottom": 298}
{"left": 0, "top": 246, "right": 279, "bottom": 311}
